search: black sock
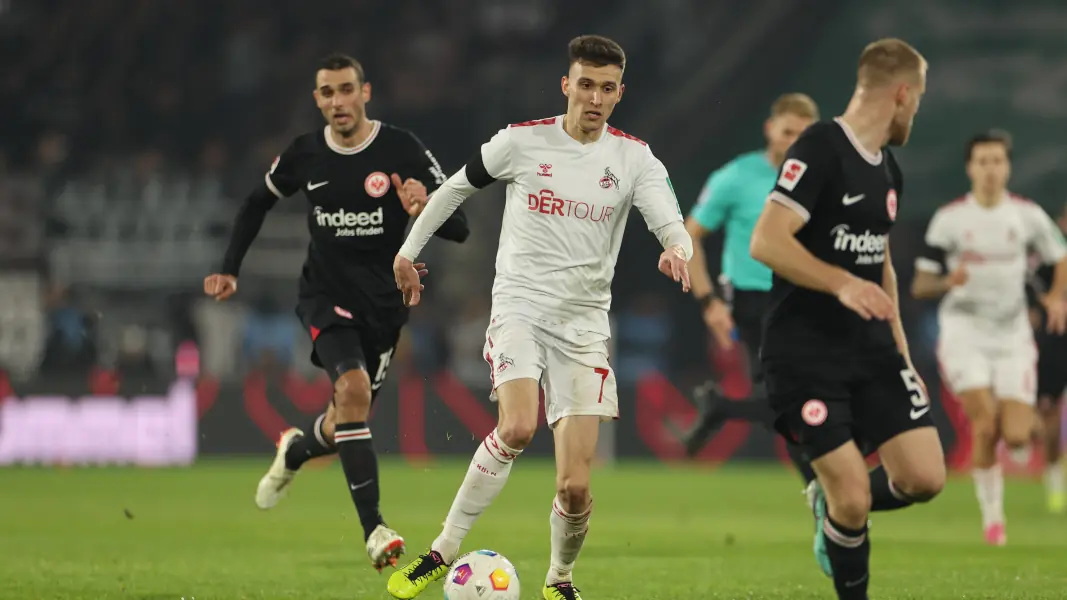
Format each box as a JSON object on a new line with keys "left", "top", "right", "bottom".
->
{"left": 869, "top": 466, "right": 914, "bottom": 512}
{"left": 284, "top": 413, "right": 336, "bottom": 470}
{"left": 335, "top": 421, "right": 384, "bottom": 540}
{"left": 787, "top": 443, "right": 817, "bottom": 484}
{"left": 823, "top": 515, "right": 870, "bottom": 599}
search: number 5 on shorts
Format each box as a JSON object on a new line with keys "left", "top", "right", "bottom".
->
{"left": 900, "top": 368, "right": 930, "bottom": 417}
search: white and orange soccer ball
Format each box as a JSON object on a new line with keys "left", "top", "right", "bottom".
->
{"left": 442, "top": 550, "right": 520, "bottom": 600}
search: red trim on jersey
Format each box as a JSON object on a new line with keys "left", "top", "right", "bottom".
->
{"left": 1008, "top": 192, "right": 1035, "bottom": 205}
{"left": 934, "top": 195, "right": 969, "bottom": 215}
{"left": 606, "top": 126, "right": 647, "bottom": 146}
{"left": 310, "top": 326, "right": 321, "bottom": 342}
{"left": 511, "top": 117, "right": 557, "bottom": 128}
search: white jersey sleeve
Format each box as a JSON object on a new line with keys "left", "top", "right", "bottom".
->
{"left": 1022, "top": 201, "right": 1067, "bottom": 264}
{"left": 915, "top": 206, "right": 955, "bottom": 274}
{"left": 478, "top": 127, "right": 516, "bottom": 183}
{"left": 631, "top": 149, "right": 692, "bottom": 259}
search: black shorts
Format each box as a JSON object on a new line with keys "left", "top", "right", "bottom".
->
{"left": 295, "top": 296, "right": 401, "bottom": 398}
{"left": 1037, "top": 331, "right": 1067, "bottom": 401}
{"left": 765, "top": 351, "right": 935, "bottom": 460}
{"left": 725, "top": 287, "right": 769, "bottom": 382}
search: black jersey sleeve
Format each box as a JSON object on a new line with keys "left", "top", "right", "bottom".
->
{"left": 767, "top": 127, "right": 839, "bottom": 223}
{"left": 264, "top": 139, "right": 306, "bottom": 198}
{"left": 402, "top": 131, "right": 448, "bottom": 192}
{"left": 400, "top": 130, "right": 470, "bottom": 243}
{"left": 220, "top": 139, "right": 305, "bottom": 276}
{"left": 221, "top": 184, "right": 279, "bottom": 277}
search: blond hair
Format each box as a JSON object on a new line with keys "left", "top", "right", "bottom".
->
{"left": 857, "top": 38, "right": 926, "bottom": 87}
{"left": 770, "top": 93, "right": 819, "bottom": 120}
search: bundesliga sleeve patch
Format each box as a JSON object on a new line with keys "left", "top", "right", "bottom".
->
{"left": 778, "top": 158, "right": 808, "bottom": 192}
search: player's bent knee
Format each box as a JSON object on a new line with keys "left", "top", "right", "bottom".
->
{"left": 970, "top": 416, "right": 998, "bottom": 446}
{"left": 895, "top": 468, "right": 945, "bottom": 502}
{"left": 555, "top": 477, "right": 591, "bottom": 513}
{"left": 1001, "top": 429, "right": 1030, "bottom": 449}
{"left": 496, "top": 418, "right": 537, "bottom": 450}
{"left": 334, "top": 369, "right": 372, "bottom": 411}
{"left": 826, "top": 486, "right": 872, "bottom": 527}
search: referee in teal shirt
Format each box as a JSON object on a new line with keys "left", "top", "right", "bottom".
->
{"left": 683, "top": 94, "right": 818, "bottom": 482}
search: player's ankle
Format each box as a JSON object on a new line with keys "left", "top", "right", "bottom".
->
{"left": 545, "top": 568, "right": 573, "bottom": 586}
{"left": 431, "top": 535, "right": 461, "bottom": 564}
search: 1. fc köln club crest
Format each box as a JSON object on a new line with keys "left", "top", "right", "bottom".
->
{"left": 886, "top": 189, "right": 898, "bottom": 221}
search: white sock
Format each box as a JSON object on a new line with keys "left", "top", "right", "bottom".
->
{"left": 1008, "top": 444, "right": 1031, "bottom": 466}
{"left": 431, "top": 429, "right": 521, "bottom": 563}
{"left": 1045, "top": 461, "right": 1064, "bottom": 495}
{"left": 973, "top": 465, "right": 1005, "bottom": 527}
{"left": 546, "top": 496, "right": 592, "bottom": 586}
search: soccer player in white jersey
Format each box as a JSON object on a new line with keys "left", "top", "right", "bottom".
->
{"left": 386, "top": 35, "right": 693, "bottom": 600}
{"left": 912, "top": 130, "right": 1067, "bottom": 545}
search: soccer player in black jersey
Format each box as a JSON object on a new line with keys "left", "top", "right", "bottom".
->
{"left": 749, "top": 39, "right": 944, "bottom": 600}
{"left": 203, "top": 53, "right": 470, "bottom": 571}
{"left": 1030, "top": 202, "right": 1067, "bottom": 514}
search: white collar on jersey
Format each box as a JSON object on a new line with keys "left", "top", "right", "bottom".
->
{"left": 555, "top": 115, "right": 609, "bottom": 146}
{"left": 324, "top": 120, "right": 381, "bottom": 155}
{"left": 834, "top": 117, "right": 883, "bottom": 166}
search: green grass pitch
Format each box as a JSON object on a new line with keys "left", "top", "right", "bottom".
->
{"left": 3, "top": 458, "right": 1066, "bottom": 599}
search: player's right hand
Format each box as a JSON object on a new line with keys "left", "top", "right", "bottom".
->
{"left": 203, "top": 274, "right": 238, "bottom": 301}
{"left": 393, "top": 255, "right": 429, "bottom": 307}
{"left": 703, "top": 298, "right": 735, "bottom": 350}
{"left": 834, "top": 277, "right": 894, "bottom": 321}
{"left": 1043, "top": 294, "right": 1067, "bottom": 335}
{"left": 945, "top": 265, "right": 969, "bottom": 288}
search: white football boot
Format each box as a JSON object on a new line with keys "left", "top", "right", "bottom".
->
{"left": 255, "top": 427, "right": 303, "bottom": 510}
{"left": 367, "top": 524, "right": 406, "bottom": 571}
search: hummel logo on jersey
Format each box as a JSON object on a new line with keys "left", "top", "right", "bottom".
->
{"left": 314, "top": 206, "right": 384, "bottom": 237}
{"left": 842, "top": 193, "right": 865, "bottom": 206}
{"left": 831, "top": 224, "right": 887, "bottom": 265}
{"left": 538, "top": 163, "right": 553, "bottom": 177}
{"left": 307, "top": 180, "right": 330, "bottom": 191}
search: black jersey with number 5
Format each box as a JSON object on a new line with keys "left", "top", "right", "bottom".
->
{"left": 761, "top": 119, "right": 903, "bottom": 361}
{"left": 223, "top": 121, "right": 469, "bottom": 327}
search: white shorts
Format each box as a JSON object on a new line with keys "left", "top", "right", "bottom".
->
{"left": 482, "top": 313, "right": 618, "bottom": 427}
{"left": 937, "top": 328, "right": 1037, "bottom": 406}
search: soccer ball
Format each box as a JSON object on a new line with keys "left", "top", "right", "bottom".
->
{"left": 442, "top": 549, "right": 520, "bottom": 600}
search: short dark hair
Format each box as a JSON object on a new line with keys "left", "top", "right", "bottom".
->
{"left": 318, "top": 53, "right": 366, "bottom": 84}
{"left": 567, "top": 35, "right": 626, "bottom": 71}
{"left": 965, "top": 129, "right": 1013, "bottom": 163}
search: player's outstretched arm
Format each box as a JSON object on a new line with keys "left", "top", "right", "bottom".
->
{"left": 685, "top": 216, "right": 734, "bottom": 348}
{"left": 206, "top": 183, "right": 281, "bottom": 300}
{"left": 631, "top": 152, "right": 694, "bottom": 292}
{"left": 911, "top": 209, "right": 965, "bottom": 299}
{"left": 750, "top": 202, "right": 893, "bottom": 321}
{"left": 1026, "top": 202, "right": 1067, "bottom": 333}
{"left": 433, "top": 206, "right": 470, "bottom": 242}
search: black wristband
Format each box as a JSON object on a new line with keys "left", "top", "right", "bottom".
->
{"left": 698, "top": 290, "right": 723, "bottom": 308}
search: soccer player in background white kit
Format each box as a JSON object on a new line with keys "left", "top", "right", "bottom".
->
{"left": 387, "top": 35, "right": 693, "bottom": 600}
{"left": 912, "top": 130, "right": 1067, "bottom": 546}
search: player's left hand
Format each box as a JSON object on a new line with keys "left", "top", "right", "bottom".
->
{"left": 1042, "top": 294, "right": 1067, "bottom": 335}
{"left": 658, "top": 245, "right": 691, "bottom": 293}
{"left": 393, "top": 255, "right": 429, "bottom": 307}
{"left": 392, "top": 173, "right": 428, "bottom": 216}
